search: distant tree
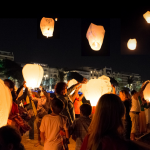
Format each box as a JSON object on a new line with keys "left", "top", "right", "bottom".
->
{"left": 0, "top": 59, "right": 23, "bottom": 85}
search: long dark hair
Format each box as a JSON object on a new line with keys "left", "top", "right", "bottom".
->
{"left": 87, "top": 94, "right": 125, "bottom": 150}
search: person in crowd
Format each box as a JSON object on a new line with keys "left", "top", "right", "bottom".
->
{"left": 4, "top": 79, "right": 31, "bottom": 136}
{"left": 40, "top": 97, "right": 69, "bottom": 150}
{"left": 29, "top": 89, "right": 48, "bottom": 147}
{"left": 130, "top": 82, "right": 149, "bottom": 140}
{"left": 0, "top": 125, "right": 25, "bottom": 150}
{"left": 70, "top": 103, "right": 92, "bottom": 150}
{"left": 119, "top": 90, "right": 132, "bottom": 140}
{"left": 80, "top": 94, "right": 127, "bottom": 150}
{"left": 54, "top": 78, "right": 87, "bottom": 125}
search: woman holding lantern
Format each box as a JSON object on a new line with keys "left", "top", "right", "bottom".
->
{"left": 54, "top": 78, "right": 87, "bottom": 125}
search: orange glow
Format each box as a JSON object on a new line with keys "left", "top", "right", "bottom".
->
{"left": 143, "top": 11, "right": 150, "bottom": 23}
{"left": 127, "top": 39, "right": 137, "bottom": 50}
{"left": 143, "top": 82, "right": 150, "bottom": 102}
{"left": 86, "top": 23, "right": 105, "bottom": 51}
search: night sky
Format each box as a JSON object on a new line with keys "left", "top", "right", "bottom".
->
{"left": 0, "top": 6, "right": 150, "bottom": 81}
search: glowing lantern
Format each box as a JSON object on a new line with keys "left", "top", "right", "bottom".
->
{"left": 22, "top": 64, "right": 44, "bottom": 89}
{"left": 40, "top": 17, "right": 55, "bottom": 38}
{"left": 55, "top": 18, "right": 58, "bottom": 21}
{"left": 143, "top": 11, "right": 150, "bottom": 23}
{"left": 86, "top": 23, "right": 105, "bottom": 51}
{"left": 82, "top": 75, "right": 111, "bottom": 106}
{"left": 0, "top": 79, "right": 12, "bottom": 127}
{"left": 127, "top": 39, "right": 137, "bottom": 50}
{"left": 143, "top": 82, "right": 150, "bottom": 102}
{"left": 68, "top": 79, "right": 78, "bottom": 95}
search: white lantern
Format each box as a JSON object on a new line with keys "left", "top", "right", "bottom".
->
{"left": 143, "top": 82, "right": 150, "bottom": 102}
{"left": 86, "top": 23, "right": 105, "bottom": 51}
{"left": 55, "top": 18, "right": 58, "bottom": 21}
{"left": 143, "top": 11, "right": 150, "bottom": 23}
{"left": 82, "top": 75, "right": 111, "bottom": 106}
{"left": 68, "top": 79, "right": 78, "bottom": 95}
{"left": 0, "top": 79, "right": 12, "bottom": 128}
{"left": 40, "top": 17, "right": 55, "bottom": 38}
{"left": 22, "top": 64, "right": 44, "bottom": 89}
{"left": 127, "top": 39, "right": 137, "bottom": 50}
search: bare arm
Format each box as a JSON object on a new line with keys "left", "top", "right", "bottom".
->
{"left": 40, "top": 132, "right": 45, "bottom": 143}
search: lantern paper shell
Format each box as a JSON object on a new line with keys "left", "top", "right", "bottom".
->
{"left": 143, "top": 82, "right": 150, "bottom": 102}
{"left": 86, "top": 23, "right": 105, "bottom": 51}
{"left": 68, "top": 79, "right": 78, "bottom": 95}
{"left": 0, "top": 79, "right": 12, "bottom": 128}
{"left": 127, "top": 39, "right": 137, "bottom": 50}
{"left": 82, "top": 75, "right": 111, "bottom": 106}
{"left": 143, "top": 11, "right": 150, "bottom": 23}
{"left": 22, "top": 64, "right": 44, "bottom": 89}
{"left": 40, "top": 17, "right": 55, "bottom": 38}
{"left": 55, "top": 18, "right": 58, "bottom": 21}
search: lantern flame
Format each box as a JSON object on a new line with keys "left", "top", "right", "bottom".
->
{"left": 127, "top": 39, "right": 137, "bottom": 50}
{"left": 143, "top": 11, "right": 150, "bottom": 23}
{"left": 86, "top": 23, "right": 105, "bottom": 51}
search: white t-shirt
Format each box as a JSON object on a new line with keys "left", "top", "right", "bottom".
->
{"left": 130, "top": 96, "right": 141, "bottom": 112}
{"left": 40, "top": 114, "right": 69, "bottom": 150}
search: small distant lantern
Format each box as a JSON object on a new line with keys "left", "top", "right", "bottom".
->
{"left": 40, "top": 17, "right": 55, "bottom": 38}
{"left": 82, "top": 75, "right": 111, "bottom": 106}
{"left": 143, "top": 11, "right": 150, "bottom": 23}
{"left": 55, "top": 18, "right": 58, "bottom": 21}
{"left": 86, "top": 23, "right": 105, "bottom": 51}
{"left": 143, "top": 82, "right": 150, "bottom": 102}
{"left": 22, "top": 64, "right": 44, "bottom": 89}
{"left": 0, "top": 79, "right": 12, "bottom": 127}
{"left": 127, "top": 39, "right": 137, "bottom": 50}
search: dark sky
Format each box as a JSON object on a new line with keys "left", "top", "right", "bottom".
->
{"left": 0, "top": 6, "right": 150, "bottom": 81}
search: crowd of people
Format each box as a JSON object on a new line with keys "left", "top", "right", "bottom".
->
{"left": 1, "top": 78, "right": 150, "bottom": 150}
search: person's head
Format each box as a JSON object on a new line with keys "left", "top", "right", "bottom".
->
{"left": 54, "top": 82, "right": 67, "bottom": 95}
{"left": 0, "top": 125, "right": 25, "bottom": 150}
{"left": 131, "top": 90, "right": 137, "bottom": 96}
{"left": 80, "top": 103, "right": 92, "bottom": 117}
{"left": 4, "top": 79, "right": 14, "bottom": 92}
{"left": 50, "top": 97, "right": 64, "bottom": 114}
{"left": 119, "top": 90, "right": 131, "bottom": 101}
{"left": 87, "top": 94, "right": 125, "bottom": 150}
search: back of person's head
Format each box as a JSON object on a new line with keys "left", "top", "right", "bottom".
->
{"left": 4, "top": 79, "right": 14, "bottom": 89}
{"left": 120, "top": 89, "right": 131, "bottom": 100}
{"left": 54, "top": 82, "right": 67, "bottom": 95}
{"left": 80, "top": 103, "right": 92, "bottom": 117}
{"left": 0, "top": 125, "right": 25, "bottom": 150}
{"left": 51, "top": 97, "right": 64, "bottom": 114}
{"left": 87, "top": 94, "right": 125, "bottom": 150}
{"left": 131, "top": 90, "right": 137, "bottom": 96}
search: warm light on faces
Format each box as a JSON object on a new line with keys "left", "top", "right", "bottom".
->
{"left": 119, "top": 92, "right": 126, "bottom": 101}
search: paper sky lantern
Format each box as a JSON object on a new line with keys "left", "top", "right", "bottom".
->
{"left": 143, "top": 11, "right": 150, "bottom": 23}
{"left": 55, "top": 18, "right": 58, "bottom": 21}
{"left": 127, "top": 39, "right": 137, "bottom": 50}
{"left": 68, "top": 79, "right": 78, "bottom": 95}
{"left": 22, "top": 64, "right": 44, "bottom": 89}
{"left": 0, "top": 79, "right": 12, "bottom": 128}
{"left": 143, "top": 82, "right": 150, "bottom": 102}
{"left": 40, "top": 17, "right": 55, "bottom": 38}
{"left": 86, "top": 23, "right": 105, "bottom": 51}
{"left": 82, "top": 75, "right": 111, "bottom": 106}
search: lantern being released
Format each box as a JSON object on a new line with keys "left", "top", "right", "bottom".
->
{"left": 143, "top": 11, "right": 150, "bottom": 23}
{"left": 40, "top": 17, "right": 55, "bottom": 38}
{"left": 68, "top": 79, "right": 78, "bottom": 95}
{"left": 127, "top": 39, "right": 137, "bottom": 50}
{"left": 143, "top": 82, "right": 150, "bottom": 102}
{"left": 82, "top": 75, "right": 111, "bottom": 106}
{"left": 86, "top": 23, "right": 105, "bottom": 51}
{"left": 22, "top": 64, "right": 44, "bottom": 89}
{"left": 0, "top": 79, "right": 12, "bottom": 127}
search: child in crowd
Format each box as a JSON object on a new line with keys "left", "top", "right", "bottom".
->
{"left": 40, "top": 97, "right": 69, "bottom": 150}
{"left": 70, "top": 103, "right": 92, "bottom": 150}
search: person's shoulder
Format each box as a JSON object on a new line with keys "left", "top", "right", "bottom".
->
{"left": 59, "top": 114, "right": 68, "bottom": 120}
